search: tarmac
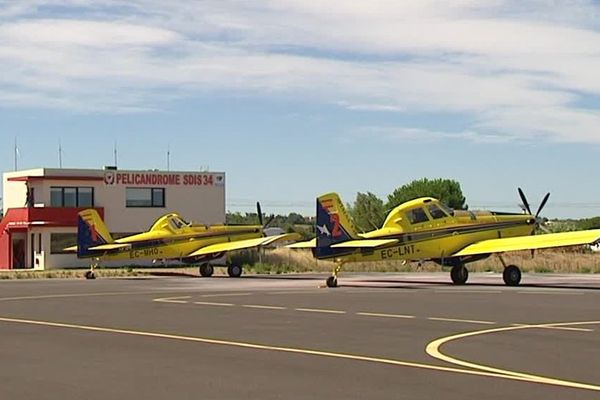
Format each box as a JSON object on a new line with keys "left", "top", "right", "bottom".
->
{"left": 1, "top": 272, "right": 600, "bottom": 399}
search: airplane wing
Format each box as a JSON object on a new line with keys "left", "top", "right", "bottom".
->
{"left": 63, "top": 243, "right": 132, "bottom": 252}
{"left": 89, "top": 243, "right": 132, "bottom": 251}
{"left": 187, "top": 233, "right": 302, "bottom": 257}
{"left": 287, "top": 238, "right": 316, "bottom": 248}
{"left": 453, "top": 229, "right": 600, "bottom": 257}
{"left": 331, "top": 239, "right": 399, "bottom": 248}
{"left": 63, "top": 245, "right": 78, "bottom": 253}
{"left": 286, "top": 238, "right": 398, "bottom": 249}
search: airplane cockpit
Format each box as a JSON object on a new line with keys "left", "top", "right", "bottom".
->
{"left": 169, "top": 215, "right": 191, "bottom": 230}
{"left": 150, "top": 213, "right": 192, "bottom": 233}
{"left": 382, "top": 197, "right": 455, "bottom": 231}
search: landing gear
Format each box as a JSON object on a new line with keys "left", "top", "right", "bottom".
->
{"left": 325, "top": 263, "right": 343, "bottom": 288}
{"left": 199, "top": 263, "right": 214, "bottom": 277}
{"left": 85, "top": 259, "right": 98, "bottom": 280}
{"left": 497, "top": 255, "right": 522, "bottom": 286}
{"left": 503, "top": 264, "right": 522, "bottom": 286}
{"left": 227, "top": 264, "right": 242, "bottom": 278}
{"left": 450, "top": 264, "right": 469, "bottom": 285}
{"left": 326, "top": 276, "right": 338, "bottom": 288}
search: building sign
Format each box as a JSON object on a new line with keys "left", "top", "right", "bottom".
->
{"left": 104, "top": 171, "right": 225, "bottom": 187}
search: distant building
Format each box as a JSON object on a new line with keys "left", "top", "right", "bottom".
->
{"left": 1, "top": 167, "right": 225, "bottom": 270}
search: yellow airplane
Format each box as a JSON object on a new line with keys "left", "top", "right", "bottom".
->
{"left": 289, "top": 189, "right": 600, "bottom": 288}
{"left": 68, "top": 206, "right": 300, "bottom": 279}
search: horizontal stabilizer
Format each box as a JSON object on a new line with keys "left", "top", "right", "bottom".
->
{"left": 330, "top": 239, "right": 399, "bottom": 248}
{"left": 262, "top": 233, "right": 302, "bottom": 245}
{"left": 287, "top": 238, "right": 317, "bottom": 248}
{"left": 454, "top": 229, "right": 600, "bottom": 257}
{"left": 63, "top": 245, "right": 78, "bottom": 253}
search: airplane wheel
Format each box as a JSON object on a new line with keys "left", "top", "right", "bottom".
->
{"left": 503, "top": 265, "right": 522, "bottom": 286}
{"left": 199, "top": 263, "right": 214, "bottom": 277}
{"left": 450, "top": 265, "right": 468, "bottom": 285}
{"left": 85, "top": 271, "right": 96, "bottom": 280}
{"left": 227, "top": 264, "right": 242, "bottom": 278}
{"left": 326, "top": 276, "right": 338, "bottom": 288}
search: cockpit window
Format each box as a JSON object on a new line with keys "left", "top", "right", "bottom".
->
{"left": 169, "top": 216, "right": 186, "bottom": 230}
{"left": 438, "top": 203, "right": 454, "bottom": 217}
{"left": 406, "top": 207, "right": 430, "bottom": 224}
{"left": 427, "top": 204, "right": 448, "bottom": 219}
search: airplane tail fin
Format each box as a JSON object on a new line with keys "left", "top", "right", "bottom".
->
{"left": 77, "top": 209, "right": 114, "bottom": 258}
{"left": 315, "top": 193, "right": 359, "bottom": 258}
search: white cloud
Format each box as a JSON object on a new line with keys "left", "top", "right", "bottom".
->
{"left": 0, "top": 1, "right": 599, "bottom": 142}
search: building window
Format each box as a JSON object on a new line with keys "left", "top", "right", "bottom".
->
{"left": 50, "top": 187, "right": 94, "bottom": 207}
{"left": 126, "top": 188, "right": 165, "bottom": 208}
{"left": 50, "top": 233, "right": 77, "bottom": 254}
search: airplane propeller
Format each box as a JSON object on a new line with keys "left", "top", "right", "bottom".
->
{"left": 517, "top": 188, "right": 550, "bottom": 225}
{"left": 256, "top": 201, "right": 275, "bottom": 230}
{"left": 256, "top": 202, "right": 264, "bottom": 226}
{"left": 517, "top": 188, "right": 551, "bottom": 257}
{"left": 518, "top": 187, "right": 532, "bottom": 215}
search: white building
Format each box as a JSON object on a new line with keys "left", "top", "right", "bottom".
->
{"left": 1, "top": 167, "right": 225, "bottom": 270}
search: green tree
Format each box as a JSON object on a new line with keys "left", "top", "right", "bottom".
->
{"left": 349, "top": 192, "right": 386, "bottom": 232}
{"left": 386, "top": 178, "right": 467, "bottom": 210}
{"left": 576, "top": 216, "right": 600, "bottom": 230}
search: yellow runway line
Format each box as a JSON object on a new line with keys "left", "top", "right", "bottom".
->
{"left": 1, "top": 316, "right": 599, "bottom": 392}
{"left": 426, "top": 320, "right": 600, "bottom": 392}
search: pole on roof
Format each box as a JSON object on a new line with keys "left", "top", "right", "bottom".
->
{"left": 58, "top": 138, "right": 63, "bottom": 168}
{"left": 14, "top": 137, "right": 18, "bottom": 171}
{"left": 113, "top": 141, "right": 118, "bottom": 167}
{"left": 167, "top": 144, "right": 171, "bottom": 171}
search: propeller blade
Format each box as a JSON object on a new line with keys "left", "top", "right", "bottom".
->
{"left": 518, "top": 187, "right": 532, "bottom": 215}
{"left": 535, "top": 192, "right": 550, "bottom": 218}
{"left": 256, "top": 202, "right": 263, "bottom": 226}
{"left": 264, "top": 214, "right": 275, "bottom": 229}
{"left": 539, "top": 224, "right": 551, "bottom": 234}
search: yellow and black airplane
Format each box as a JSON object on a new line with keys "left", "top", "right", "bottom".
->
{"left": 68, "top": 206, "right": 299, "bottom": 279}
{"left": 289, "top": 189, "right": 600, "bottom": 288}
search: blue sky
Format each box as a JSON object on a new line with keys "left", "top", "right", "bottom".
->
{"left": 1, "top": 1, "right": 600, "bottom": 218}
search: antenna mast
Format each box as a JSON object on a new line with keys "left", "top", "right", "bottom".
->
{"left": 58, "top": 139, "right": 63, "bottom": 168}
{"left": 14, "top": 137, "right": 18, "bottom": 171}
{"left": 167, "top": 144, "right": 171, "bottom": 171}
{"left": 113, "top": 141, "right": 118, "bottom": 167}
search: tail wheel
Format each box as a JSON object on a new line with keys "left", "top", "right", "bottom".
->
{"left": 503, "top": 265, "right": 522, "bottom": 286}
{"left": 326, "top": 276, "right": 338, "bottom": 288}
{"left": 450, "top": 265, "right": 468, "bottom": 285}
{"left": 199, "top": 263, "right": 214, "bottom": 278}
{"left": 227, "top": 264, "right": 242, "bottom": 278}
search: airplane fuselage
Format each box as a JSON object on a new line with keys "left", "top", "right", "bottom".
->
{"left": 322, "top": 209, "right": 534, "bottom": 263}
{"left": 85, "top": 225, "right": 263, "bottom": 262}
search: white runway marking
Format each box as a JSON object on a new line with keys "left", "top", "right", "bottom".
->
{"left": 1, "top": 316, "right": 599, "bottom": 393}
{"left": 153, "top": 296, "right": 191, "bottom": 304}
{"left": 426, "top": 320, "right": 600, "bottom": 392}
{"left": 199, "top": 292, "right": 254, "bottom": 298}
{"left": 428, "top": 317, "right": 496, "bottom": 325}
{"left": 357, "top": 312, "right": 415, "bottom": 319}
{"left": 512, "top": 324, "right": 594, "bottom": 332}
{"left": 295, "top": 308, "right": 346, "bottom": 315}
{"left": 242, "top": 305, "right": 287, "bottom": 310}
{"left": 516, "top": 291, "right": 585, "bottom": 295}
{"left": 434, "top": 290, "right": 503, "bottom": 294}
{"left": 193, "top": 301, "right": 235, "bottom": 307}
